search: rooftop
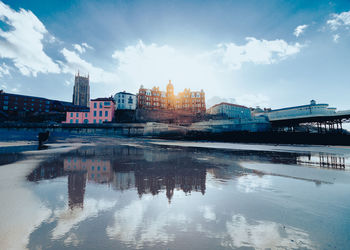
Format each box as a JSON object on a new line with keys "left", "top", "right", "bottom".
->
{"left": 91, "top": 97, "right": 115, "bottom": 103}
{"left": 115, "top": 91, "right": 135, "bottom": 96}
{"left": 210, "top": 102, "right": 249, "bottom": 109}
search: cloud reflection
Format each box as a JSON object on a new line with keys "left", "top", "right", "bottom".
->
{"left": 223, "top": 214, "right": 313, "bottom": 249}
{"left": 51, "top": 198, "right": 116, "bottom": 240}
{"left": 237, "top": 174, "right": 272, "bottom": 193}
{"left": 106, "top": 196, "right": 190, "bottom": 249}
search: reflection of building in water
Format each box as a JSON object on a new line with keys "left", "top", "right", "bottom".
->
{"left": 113, "top": 172, "right": 136, "bottom": 191}
{"left": 68, "top": 172, "right": 86, "bottom": 209}
{"left": 297, "top": 154, "right": 346, "bottom": 169}
{"left": 64, "top": 157, "right": 113, "bottom": 184}
{"left": 112, "top": 168, "right": 206, "bottom": 202}
{"left": 64, "top": 157, "right": 113, "bottom": 209}
{"left": 27, "top": 159, "right": 65, "bottom": 182}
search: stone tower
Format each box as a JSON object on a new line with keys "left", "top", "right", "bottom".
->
{"left": 72, "top": 72, "right": 90, "bottom": 107}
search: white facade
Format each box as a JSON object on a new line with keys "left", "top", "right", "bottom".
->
{"left": 114, "top": 91, "right": 136, "bottom": 110}
{"left": 207, "top": 102, "right": 252, "bottom": 119}
{"left": 255, "top": 100, "right": 337, "bottom": 121}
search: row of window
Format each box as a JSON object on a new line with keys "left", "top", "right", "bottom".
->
{"left": 69, "top": 119, "right": 108, "bottom": 124}
{"left": 2, "top": 96, "right": 51, "bottom": 104}
{"left": 117, "top": 98, "right": 133, "bottom": 104}
{"left": 2, "top": 106, "right": 50, "bottom": 112}
{"left": 66, "top": 165, "right": 107, "bottom": 171}
{"left": 93, "top": 102, "right": 111, "bottom": 108}
{"left": 93, "top": 110, "right": 109, "bottom": 117}
{"left": 69, "top": 110, "right": 109, "bottom": 118}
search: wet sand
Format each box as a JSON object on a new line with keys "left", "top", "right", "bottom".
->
{"left": 0, "top": 137, "right": 350, "bottom": 249}
{"left": 0, "top": 143, "right": 86, "bottom": 250}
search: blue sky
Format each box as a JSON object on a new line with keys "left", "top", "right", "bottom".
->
{"left": 0, "top": 0, "right": 350, "bottom": 109}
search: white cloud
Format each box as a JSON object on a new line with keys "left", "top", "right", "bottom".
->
{"left": 206, "top": 96, "right": 237, "bottom": 108}
{"left": 60, "top": 48, "right": 118, "bottom": 84}
{"left": 73, "top": 42, "right": 93, "bottom": 54}
{"left": 73, "top": 44, "right": 85, "bottom": 54}
{"left": 0, "top": 62, "right": 10, "bottom": 77}
{"left": 210, "top": 37, "right": 302, "bottom": 70}
{"left": 111, "top": 39, "right": 302, "bottom": 97}
{"left": 235, "top": 93, "right": 270, "bottom": 108}
{"left": 327, "top": 10, "right": 350, "bottom": 31}
{"left": 294, "top": 24, "right": 308, "bottom": 37}
{"left": 0, "top": 2, "right": 60, "bottom": 76}
{"left": 64, "top": 80, "right": 72, "bottom": 86}
{"left": 112, "top": 40, "right": 218, "bottom": 93}
{"left": 333, "top": 34, "right": 340, "bottom": 43}
{"left": 82, "top": 42, "right": 93, "bottom": 50}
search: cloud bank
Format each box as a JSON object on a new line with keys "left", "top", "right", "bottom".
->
{"left": 0, "top": 2, "right": 60, "bottom": 76}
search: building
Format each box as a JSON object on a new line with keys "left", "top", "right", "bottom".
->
{"left": 72, "top": 73, "right": 90, "bottom": 107}
{"left": 114, "top": 91, "right": 137, "bottom": 110}
{"left": 207, "top": 102, "right": 252, "bottom": 119}
{"left": 254, "top": 100, "right": 337, "bottom": 121}
{"left": 137, "top": 80, "right": 206, "bottom": 113}
{"left": 0, "top": 90, "right": 88, "bottom": 116}
{"left": 63, "top": 97, "right": 115, "bottom": 124}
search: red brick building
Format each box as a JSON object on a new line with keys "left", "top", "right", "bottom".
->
{"left": 137, "top": 80, "right": 206, "bottom": 113}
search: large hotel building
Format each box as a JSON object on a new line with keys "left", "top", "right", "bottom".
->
{"left": 137, "top": 80, "right": 206, "bottom": 113}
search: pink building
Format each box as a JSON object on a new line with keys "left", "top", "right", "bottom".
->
{"left": 63, "top": 97, "right": 115, "bottom": 124}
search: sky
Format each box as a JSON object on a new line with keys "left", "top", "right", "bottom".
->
{"left": 0, "top": 0, "right": 350, "bottom": 109}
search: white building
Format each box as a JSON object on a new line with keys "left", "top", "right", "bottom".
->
{"left": 254, "top": 100, "right": 337, "bottom": 121}
{"left": 114, "top": 91, "right": 137, "bottom": 110}
{"left": 207, "top": 102, "right": 252, "bottom": 120}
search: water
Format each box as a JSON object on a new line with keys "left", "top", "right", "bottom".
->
{"left": 1, "top": 137, "right": 350, "bottom": 249}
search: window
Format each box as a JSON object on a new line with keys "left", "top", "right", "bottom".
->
{"left": 94, "top": 103, "right": 97, "bottom": 108}
{"left": 3, "top": 106, "right": 8, "bottom": 110}
{"left": 76, "top": 113, "right": 79, "bottom": 117}
{"left": 122, "top": 99, "right": 124, "bottom": 103}
{"left": 4, "top": 96, "right": 8, "bottom": 100}
{"left": 4, "top": 101, "right": 8, "bottom": 105}
{"left": 85, "top": 113, "right": 88, "bottom": 117}
{"left": 97, "top": 166, "right": 100, "bottom": 171}
{"left": 99, "top": 119, "right": 102, "bottom": 123}
{"left": 99, "top": 102, "right": 102, "bottom": 108}
{"left": 84, "top": 119, "right": 88, "bottom": 124}
{"left": 104, "top": 102, "right": 110, "bottom": 106}
{"left": 105, "top": 119, "right": 108, "bottom": 122}
{"left": 105, "top": 111, "right": 108, "bottom": 117}
{"left": 93, "top": 119, "right": 96, "bottom": 123}
{"left": 70, "top": 119, "right": 73, "bottom": 123}
{"left": 128, "top": 97, "right": 133, "bottom": 104}
{"left": 118, "top": 99, "right": 120, "bottom": 103}
{"left": 92, "top": 166, "right": 95, "bottom": 171}
{"left": 70, "top": 113, "right": 73, "bottom": 117}
{"left": 99, "top": 111, "right": 102, "bottom": 116}
{"left": 94, "top": 111, "right": 96, "bottom": 117}
{"left": 76, "top": 119, "right": 79, "bottom": 123}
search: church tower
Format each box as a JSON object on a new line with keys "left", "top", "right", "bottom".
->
{"left": 72, "top": 72, "right": 90, "bottom": 107}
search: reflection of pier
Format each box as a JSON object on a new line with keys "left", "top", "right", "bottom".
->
{"left": 296, "top": 154, "right": 346, "bottom": 169}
